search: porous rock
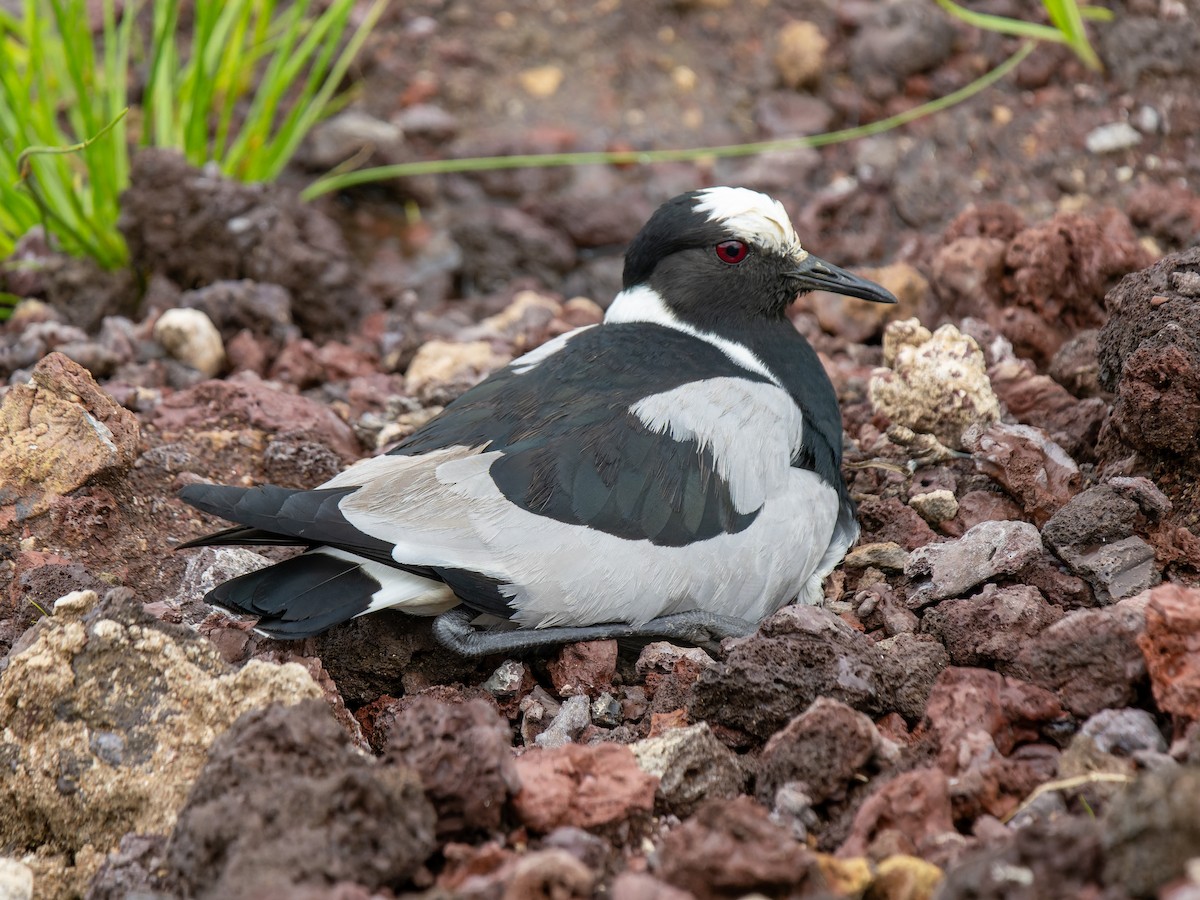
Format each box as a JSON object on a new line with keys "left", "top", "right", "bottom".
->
{"left": 838, "top": 767, "right": 955, "bottom": 860}
{"left": 631, "top": 722, "right": 744, "bottom": 817}
{"left": 869, "top": 320, "right": 1001, "bottom": 450}
{"left": 510, "top": 743, "right": 657, "bottom": 833}
{"left": 120, "top": 149, "right": 372, "bottom": 338}
{"left": 167, "top": 700, "right": 436, "bottom": 898}
{"left": 1016, "top": 594, "right": 1149, "bottom": 717}
{"left": 0, "top": 352, "right": 139, "bottom": 524}
{"left": 1137, "top": 582, "right": 1200, "bottom": 720}
{"left": 920, "top": 584, "right": 1064, "bottom": 672}
{"left": 382, "top": 695, "right": 520, "bottom": 839}
{"left": 1098, "top": 248, "right": 1200, "bottom": 451}
{"left": 691, "top": 606, "right": 888, "bottom": 739}
{"left": 756, "top": 698, "right": 881, "bottom": 807}
{"left": 969, "top": 422, "right": 1080, "bottom": 525}
{"left": 1102, "top": 765, "right": 1200, "bottom": 898}
{"left": 656, "top": 795, "right": 821, "bottom": 899}
{"left": 548, "top": 640, "right": 618, "bottom": 698}
{"left": 0, "top": 589, "right": 322, "bottom": 897}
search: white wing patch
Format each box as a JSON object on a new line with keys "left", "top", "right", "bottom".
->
{"left": 605, "top": 285, "right": 779, "bottom": 385}
{"left": 694, "top": 186, "right": 806, "bottom": 259}
{"left": 629, "top": 378, "right": 804, "bottom": 514}
{"left": 326, "top": 437, "right": 842, "bottom": 630}
{"left": 509, "top": 324, "right": 595, "bottom": 374}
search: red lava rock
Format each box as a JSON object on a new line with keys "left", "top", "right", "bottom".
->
{"left": 166, "top": 700, "right": 437, "bottom": 898}
{"left": 510, "top": 743, "right": 657, "bottom": 833}
{"left": 153, "top": 377, "right": 360, "bottom": 461}
{"left": 940, "top": 490, "right": 1025, "bottom": 538}
{"left": 382, "top": 695, "right": 520, "bottom": 840}
{"left": 1127, "top": 182, "right": 1200, "bottom": 248}
{"left": 756, "top": 698, "right": 882, "bottom": 806}
{"left": 437, "top": 841, "right": 515, "bottom": 895}
{"left": 177, "top": 280, "right": 296, "bottom": 344}
{"left": 987, "top": 358, "right": 1108, "bottom": 460}
{"left": 920, "top": 584, "right": 1064, "bottom": 672}
{"left": 501, "top": 848, "right": 595, "bottom": 900}
{"left": 1098, "top": 247, "right": 1200, "bottom": 455}
{"left": 871, "top": 632, "right": 950, "bottom": 721}
{"left": 969, "top": 421, "right": 1081, "bottom": 525}
{"left": 922, "top": 667, "right": 1064, "bottom": 821}
{"left": 547, "top": 640, "right": 618, "bottom": 698}
{"left": 930, "top": 236, "right": 1008, "bottom": 318}
{"left": 1048, "top": 329, "right": 1110, "bottom": 400}
{"left": 837, "top": 767, "right": 955, "bottom": 861}
{"left": 1002, "top": 208, "right": 1150, "bottom": 364}
{"left": 1016, "top": 594, "right": 1149, "bottom": 717}
{"left": 856, "top": 495, "right": 940, "bottom": 550}
{"left": 1137, "top": 583, "right": 1200, "bottom": 720}
{"left": 656, "top": 795, "right": 821, "bottom": 900}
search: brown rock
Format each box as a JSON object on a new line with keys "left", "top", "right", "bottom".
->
{"left": 611, "top": 872, "right": 696, "bottom": 900}
{"left": 857, "top": 496, "right": 940, "bottom": 550}
{"left": 502, "top": 848, "right": 594, "bottom": 900}
{"left": 1002, "top": 208, "right": 1150, "bottom": 364}
{"left": 838, "top": 768, "right": 955, "bottom": 860}
{"left": 920, "top": 584, "right": 1064, "bottom": 672}
{"left": 939, "top": 490, "right": 1024, "bottom": 538}
{"left": 929, "top": 236, "right": 1008, "bottom": 319}
{"left": 969, "top": 421, "right": 1080, "bottom": 525}
{"left": 987, "top": 357, "right": 1108, "bottom": 460}
{"left": 0, "top": 352, "right": 139, "bottom": 524}
{"left": 510, "top": 743, "right": 657, "bottom": 833}
{"left": 153, "top": 377, "right": 360, "bottom": 460}
{"left": 382, "top": 696, "right": 520, "bottom": 839}
{"left": 657, "top": 796, "right": 821, "bottom": 899}
{"left": 1016, "top": 594, "right": 1149, "bottom": 717}
{"left": 167, "top": 700, "right": 436, "bottom": 899}
{"left": 548, "top": 640, "right": 618, "bottom": 698}
{"left": 1138, "top": 583, "right": 1200, "bottom": 720}
{"left": 1102, "top": 765, "right": 1200, "bottom": 898}
{"left": 631, "top": 723, "right": 744, "bottom": 817}
{"left": 692, "top": 606, "right": 890, "bottom": 739}
{"left": 756, "top": 698, "right": 881, "bottom": 806}
{"left": 905, "top": 519, "right": 1043, "bottom": 604}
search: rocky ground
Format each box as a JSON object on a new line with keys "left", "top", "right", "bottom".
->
{"left": 3, "top": 0, "right": 1200, "bottom": 898}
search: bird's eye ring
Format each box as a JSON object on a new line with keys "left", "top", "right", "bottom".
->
{"left": 715, "top": 240, "right": 749, "bottom": 264}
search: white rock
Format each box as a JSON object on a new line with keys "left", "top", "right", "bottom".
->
{"left": 1085, "top": 122, "right": 1142, "bottom": 155}
{"left": 0, "top": 858, "right": 33, "bottom": 900}
{"left": 154, "top": 308, "right": 226, "bottom": 377}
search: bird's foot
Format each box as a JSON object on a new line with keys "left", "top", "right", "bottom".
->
{"left": 432, "top": 607, "right": 757, "bottom": 657}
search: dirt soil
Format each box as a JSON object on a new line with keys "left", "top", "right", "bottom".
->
{"left": 4, "top": 0, "right": 1200, "bottom": 898}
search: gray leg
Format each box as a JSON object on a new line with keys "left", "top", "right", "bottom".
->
{"left": 432, "top": 608, "right": 757, "bottom": 657}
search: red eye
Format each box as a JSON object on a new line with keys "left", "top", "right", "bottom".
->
{"left": 715, "top": 240, "right": 748, "bottom": 264}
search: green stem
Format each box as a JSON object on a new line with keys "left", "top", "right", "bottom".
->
{"left": 301, "top": 41, "right": 1035, "bottom": 201}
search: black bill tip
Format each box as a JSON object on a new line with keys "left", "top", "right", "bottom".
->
{"left": 787, "top": 254, "right": 898, "bottom": 304}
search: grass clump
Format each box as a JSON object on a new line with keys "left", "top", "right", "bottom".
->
{"left": 0, "top": 0, "right": 387, "bottom": 275}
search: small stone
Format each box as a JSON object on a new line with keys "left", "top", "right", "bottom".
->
{"left": 969, "top": 422, "right": 1081, "bottom": 525}
{"left": 535, "top": 694, "right": 592, "bottom": 749}
{"left": 591, "top": 692, "right": 622, "bottom": 728}
{"left": 843, "top": 542, "right": 910, "bottom": 572}
{"left": 548, "top": 640, "right": 617, "bottom": 698}
{"left": 405, "top": 340, "right": 509, "bottom": 404}
{"left": 774, "top": 20, "right": 828, "bottom": 89}
{"left": 153, "top": 308, "right": 226, "bottom": 377}
{"left": 1085, "top": 121, "right": 1143, "bottom": 154}
{"left": 839, "top": 768, "right": 955, "bottom": 859}
{"left": 631, "top": 723, "right": 744, "bottom": 817}
{"left": 870, "top": 321, "right": 1001, "bottom": 450}
{"left": 307, "top": 110, "right": 404, "bottom": 168}
{"left": 484, "top": 659, "right": 527, "bottom": 698}
{"left": 1080, "top": 708, "right": 1166, "bottom": 757}
{"left": 1103, "top": 766, "right": 1200, "bottom": 897}
{"left": 0, "top": 859, "right": 33, "bottom": 900}
{"left": 520, "top": 685, "right": 562, "bottom": 746}
{"left": 872, "top": 854, "right": 944, "bottom": 900}
{"left": 510, "top": 743, "right": 657, "bottom": 833}
{"left": 518, "top": 65, "right": 564, "bottom": 98}
{"left": 909, "top": 489, "right": 959, "bottom": 525}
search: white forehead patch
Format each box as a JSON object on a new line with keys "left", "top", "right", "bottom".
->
{"left": 694, "top": 187, "right": 806, "bottom": 258}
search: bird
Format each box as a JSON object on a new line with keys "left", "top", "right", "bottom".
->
{"left": 178, "top": 186, "right": 896, "bottom": 655}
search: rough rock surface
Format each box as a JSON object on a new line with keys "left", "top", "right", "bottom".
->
{"left": 631, "top": 723, "right": 744, "bottom": 817}
{"left": 1137, "top": 582, "right": 1200, "bottom": 720}
{"left": 381, "top": 695, "right": 521, "bottom": 839}
{"left": 166, "top": 700, "right": 437, "bottom": 898}
{"left": 0, "top": 352, "right": 139, "bottom": 524}
{"left": 0, "top": 589, "right": 321, "bottom": 896}
{"left": 869, "top": 320, "right": 1000, "bottom": 450}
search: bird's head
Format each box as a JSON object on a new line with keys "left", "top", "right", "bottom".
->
{"left": 618, "top": 186, "right": 897, "bottom": 332}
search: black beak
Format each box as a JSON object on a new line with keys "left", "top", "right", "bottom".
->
{"left": 786, "top": 254, "right": 898, "bottom": 304}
